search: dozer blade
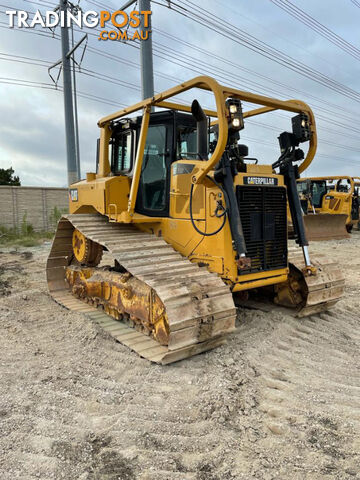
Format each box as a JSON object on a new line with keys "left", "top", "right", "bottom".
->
{"left": 303, "top": 213, "right": 349, "bottom": 241}
{"left": 46, "top": 214, "right": 236, "bottom": 364}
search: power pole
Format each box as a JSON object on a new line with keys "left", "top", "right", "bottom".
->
{"left": 60, "top": 0, "right": 79, "bottom": 186}
{"left": 120, "top": 0, "right": 154, "bottom": 101}
{"left": 70, "top": 23, "right": 81, "bottom": 180}
{"left": 139, "top": 0, "right": 154, "bottom": 101}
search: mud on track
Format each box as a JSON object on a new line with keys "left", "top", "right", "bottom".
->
{"left": 0, "top": 235, "right": 360, "bottom": 479}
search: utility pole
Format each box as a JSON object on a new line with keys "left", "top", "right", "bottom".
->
{"left": 139, "top": 0, "right": 154, "bottom": 101}
{"left": 70, "top": 22, "right": 81, "bottom": 180}
{"left": 59, "top": 0, "right": 79, "bottom": 186}
{"left": 120, "top": 0, "right": 154, "bottom": 101}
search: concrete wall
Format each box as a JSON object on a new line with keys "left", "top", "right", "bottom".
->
{"left": 0, "top": 186, "right": 68, "bottom": 232}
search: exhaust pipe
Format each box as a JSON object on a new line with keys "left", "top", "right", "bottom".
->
{"left": 191, "top": 99, "right": 208, "bottom": 160}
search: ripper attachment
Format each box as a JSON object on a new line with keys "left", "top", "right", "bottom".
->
{"left": 272, "top": 113, "right": 314, "bottom": 273}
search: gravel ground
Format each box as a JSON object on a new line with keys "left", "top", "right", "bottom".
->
{"left": 0, "top": 235, "right": 360, "bottom": 480}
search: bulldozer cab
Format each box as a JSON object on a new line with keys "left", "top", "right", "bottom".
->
{"left": 298, "top": 177, "right": 354, "bottom": 212}
{"left": 109, "top": 111, "right": 198, "bottom": 217}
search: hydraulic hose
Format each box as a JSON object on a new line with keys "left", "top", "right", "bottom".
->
{"left": 189, "top": 175, "right": 228, "bottom": 236}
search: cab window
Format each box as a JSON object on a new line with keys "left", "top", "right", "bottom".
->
{"left": 177, "top": 126, "right": 197, "bottom": 159}
{"left": 336, "top": 179, "right": 350, "bottom": 193}
{"left": 112, "top": 131, "right": 132, "bottom": 174}
{"left": 311, "top": 181, "right": 327, "bottom": 208}
{"left": 137, "top": 125, "right": 168, "bottom": 212}
{"left": 297, "top": 182, "right": 307, "bottom": 195}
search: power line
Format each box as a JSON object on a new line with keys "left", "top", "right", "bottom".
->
{"left": 2, "top": 74, "right": 360, "bottom": 167}
{"left": 154, "top": 0, "right": 360, "bottom": 104}
{"left": 5, "top": 4, "right": 360, "bottom": 150}
{"left": 9, "top": 2, "right": 360, "bottom": 125}
{"left": 4, "top": 48, "right": 360, "bottom": 148}
{"left": 11, "top": 2, "right": 357, "bottom": 115}
{"left": 0, "top": 50, "right": 201, "bottom": 111}
{"left": 84, "top": 0, "right": 114, "bottom": 9}
{"left": 240, "top": 135, "right": 360, "bottom": 168}
{"left": 270, "top": 0, "right": 360, "bottom": 61}
{"left": 246, "top": 117, "right": 360, "bottom": 148}
{"left": 3, "top": 0, "right": 360, "bottom": 174}
{"left": 214, "top": 0, "right": 340, "bottom": 73}
{"left": 0, "top": 51, "right": 141, "bottom": 92}
{"left": 151, "top": 34, "right": 360, "bottom": 125}
{"left": 5, "top": 13, "right": 360, "bottom": 142}
{"left": 7, "top": 3, "right": 360, "bottom": 127}
{"left": 0, "top": 75, "right": 126, "bottom": 107}
{"left": 154, "top": 27, "right": 360, "bottom": 121}
{"left": 21, "top": 0, "right": 57, "bottom": 8}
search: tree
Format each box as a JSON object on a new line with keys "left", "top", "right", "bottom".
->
{"left": 0, "top": 167, "right": 21, "bottom": 186}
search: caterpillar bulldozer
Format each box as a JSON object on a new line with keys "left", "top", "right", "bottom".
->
{"left": 47, "top": 76, "right": 345, "bottom": 364}
{"left": 296, "top": 175, "right": 360, "bottom": 241}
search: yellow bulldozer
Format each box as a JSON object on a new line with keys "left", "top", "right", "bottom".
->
{"left": 296, "top": 175, "right": 360, "bottom": 240}
{"left": 47, "top": 76, "right": 344, "bottom": 364}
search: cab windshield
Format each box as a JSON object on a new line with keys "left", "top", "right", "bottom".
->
{"left": 310, "top": 181, "right": 327, "bottom": 208}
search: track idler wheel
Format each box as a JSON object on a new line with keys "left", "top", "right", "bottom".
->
{"left": 274, "top": 264, "right": 308, "bottom": 309}
{"left": 72, "top": 229, "right": 103, "bottom": 266}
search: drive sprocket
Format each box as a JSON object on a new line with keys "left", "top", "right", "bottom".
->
{"left": 72, "top": 228, "right": 103, "bottom": 266}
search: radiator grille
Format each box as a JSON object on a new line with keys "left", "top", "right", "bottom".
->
{"left": 236, "top": 185, "right": 288, "bottom": 275}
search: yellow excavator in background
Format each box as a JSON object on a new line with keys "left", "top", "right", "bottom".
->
{"left": 47, "top": 76, "right": 344, "bottom": 364}
{"left": 296, "top": 175, "right": 360, "bottom": 240}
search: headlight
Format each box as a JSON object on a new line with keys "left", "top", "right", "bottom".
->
{"left": 226, "top": 98, "right": 244, "bottom": 131}
{"left": 292, "top": 113, "right": 311, "bottom": 143}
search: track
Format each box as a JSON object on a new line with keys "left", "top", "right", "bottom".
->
{"left": 46, "top": 214, "right": 345, "bottom": 364}
{"left": 46, "top": 214, "right": 236, "bottom": 364}
{"left": 286, "top": 247, "right": 345, "bottom": 317}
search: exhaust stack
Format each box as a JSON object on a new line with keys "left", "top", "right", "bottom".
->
{"left": 191, "top": 100, "right": 208, "bottom": 160}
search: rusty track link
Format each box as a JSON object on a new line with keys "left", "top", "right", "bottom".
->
{"left": 46, "top": 214, "right": 236, "bottom": 364}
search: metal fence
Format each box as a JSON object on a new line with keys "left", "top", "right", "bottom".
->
{"left": 0, "top": 186, "right": 68, "bottom": 232}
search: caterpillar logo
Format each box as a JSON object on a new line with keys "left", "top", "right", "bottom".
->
{"left": 244, "top": 176, "right": 278, "bottom": 186}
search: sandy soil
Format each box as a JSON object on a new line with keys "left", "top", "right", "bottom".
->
{"left": 0, "top": 235, "right": 360, "bottom": 480}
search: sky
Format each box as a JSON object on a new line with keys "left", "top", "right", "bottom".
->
{"left": 1, "top": 0, "right": 360, "bottom": 187}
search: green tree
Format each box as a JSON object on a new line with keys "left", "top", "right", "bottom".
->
{"left": 0, "top": 167, "right": 20, "bottom": 186}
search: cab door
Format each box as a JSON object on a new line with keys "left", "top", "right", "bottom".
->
{"left": 135, "top": 117, "right": 173, "bottom": 217}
